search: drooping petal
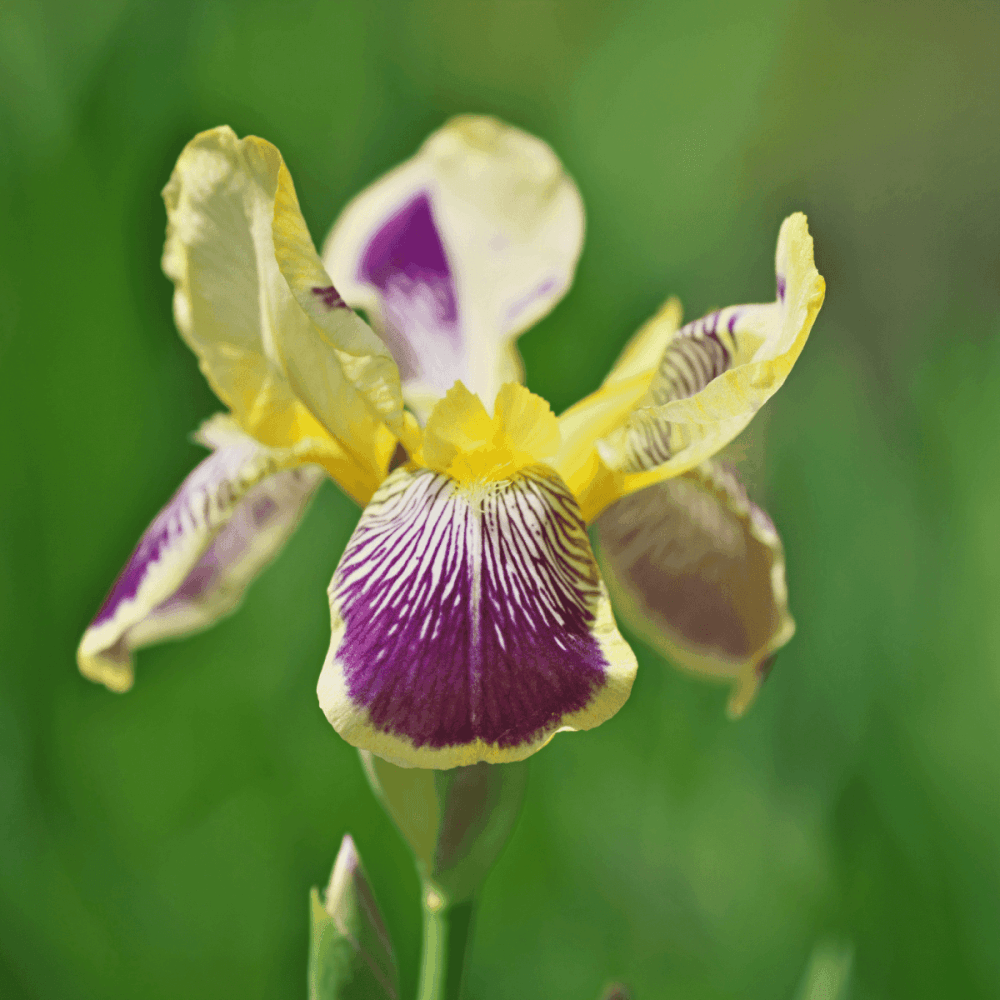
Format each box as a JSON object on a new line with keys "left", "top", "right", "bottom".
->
{"left": 317, "top": 464, "right": 636, "bottom": 768}
{"left": 77, "top": 417, "right": 324, "bottom": 692}
{"left": 594, "top": 460, "right": 794, "bottom": 717}
{"left": 322, "top": 115, "right": 585, "bottom": 418}
{"left": 565, "top": 214, "right": 824, "bottom": 518}
{"left": 162, "top": 126, "right": 413, "bottom": 478}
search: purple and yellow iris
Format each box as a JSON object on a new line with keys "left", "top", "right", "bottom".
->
{"left": 78, "top": 116, "right": 824, "bottom": 768}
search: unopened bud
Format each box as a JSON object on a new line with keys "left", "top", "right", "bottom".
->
{"left": 360, "top": 751, "right": 528, "bottom": 904}
{"left": 308, "top": 834, "right": 398, "bottom": 1000}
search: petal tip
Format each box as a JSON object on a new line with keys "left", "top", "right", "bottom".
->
{"left": 725, "top": 651, "right": 781, "bottom": 719}
{"left": 77, "top": 633, "right": 134, "bottom": 693}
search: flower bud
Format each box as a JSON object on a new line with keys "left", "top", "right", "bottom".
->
{"left": 308, "top": 834, "right": 398, "bottom": 999}
{"left": 360, "top": 751, "right": 528, "bottom": 903}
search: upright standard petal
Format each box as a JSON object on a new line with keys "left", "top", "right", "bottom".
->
{"left": 317, "top": 464, "right": 636, "bottom": 768}
{"left": 322, "top": 115, "right": 585, "bottom": 418}
{"left": 77, "top": 417, "right": 324, "bottom": 692}
{"left": 163, "top": 127, "right": 412, "bottom": 488}
{"left": 551, "top": 298, "right": 683, "bottom": 516}
{"left": 271, "top": 153, "right": 419, "bottom": 456}
{"left": 564, "top": 214, "right": 824, "bottom": 519}
{"left": 594, "top": 461, "right": 794, "bottom": 717}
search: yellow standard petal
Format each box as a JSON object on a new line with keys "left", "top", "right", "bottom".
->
{"left": 162, "top": 126, "right": 413, "bottom": 503}
{"left": 271, "top": 160, "right": 419, "bottom": 456}
{"left": 550, "top": 298, "right": 683, "bottom": 520}
{"left": 322, "top": 115, "right": 585, "bottom": 417}
{"left": 162, "top": 127, "right": 324, "bottom": 450}
{"left": 560, "top": 214, "right": 824, "bottom": 520}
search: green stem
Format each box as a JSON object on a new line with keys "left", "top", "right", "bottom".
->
{"left": 417, "top": 889, "right": 445, "bottom": 1000}
{"left": 416, "top": 886, "right": 477, "bottom": 1000}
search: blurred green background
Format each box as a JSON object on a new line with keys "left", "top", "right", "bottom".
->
{"left": 2, "top": 1, "right": 999, "bottom": 997}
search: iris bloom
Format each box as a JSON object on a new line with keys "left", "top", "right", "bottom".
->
{"left": 78, "top": 117, "right": 824, "bottom": 767}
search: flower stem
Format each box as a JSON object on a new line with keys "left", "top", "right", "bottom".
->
{"left": 417, "top": 886, "right": 477, "bottom": 1000}
{"left": 417, "top": 890, "right": 445, "bottom": 1000}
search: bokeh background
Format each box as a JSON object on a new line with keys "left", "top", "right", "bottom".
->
{"left": 2, "top": 1, "right": 999, "bottom": 997}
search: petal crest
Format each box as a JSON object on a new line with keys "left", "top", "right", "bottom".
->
{"left": 594, "top": 460, "right": 794, "bottom": 717}
{"left": 78, "top": 417, "right": 324, "bottom": 692}
{"left": 322, "top": 115, "right": 585, "bottom": 418}
{"left": 422, "top": 381, "right": 560, "bottom": 484}
{"left": 317, "top": 464, "right": 636, "bottom": 768}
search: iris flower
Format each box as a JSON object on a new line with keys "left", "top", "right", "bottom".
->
{"left": 78, "top": 116, "right": 824, "bottom": 768}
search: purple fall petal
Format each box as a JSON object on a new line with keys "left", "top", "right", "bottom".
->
{"left": 318, "top": 464, "right": 638, "bottom": 767}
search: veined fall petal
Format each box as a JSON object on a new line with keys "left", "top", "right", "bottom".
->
{"left": 318, "top": 462, "right": 637, "bottom": 768}
{"left": 78, "top": 417, "right": 325, "bottom": 692}
{"left": 594, "top": 460, "right": 794, "bottom": 717}
{"left": 322, "top": 115, "right": 584, "bottom": 419}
